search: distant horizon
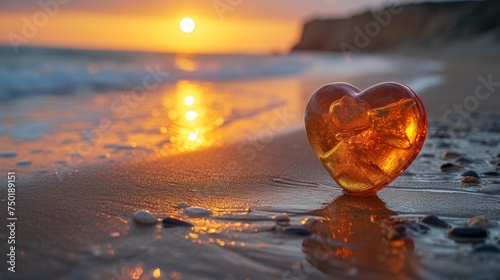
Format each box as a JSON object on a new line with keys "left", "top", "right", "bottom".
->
{"left": 0, "top": 0, "right": 479, "bottom": 54}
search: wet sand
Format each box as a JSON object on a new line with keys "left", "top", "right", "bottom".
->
{"left": 1, "top": 54, "right": 500, "bottom": 279}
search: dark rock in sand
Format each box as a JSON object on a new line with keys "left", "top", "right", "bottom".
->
{"left": 448, "top": 227, "right": 488, "bottom": 242}
{"left": 460, "top": 176, "right": 480, "bottom": 184}
{"left": 443, "top": 151, "right": 460, "bottom": 158}
{"left": 162, "top": 217, "right": 193, "bottom": 228}
{"left": 420, "top": 153, "right": 435, "bottom": 158}
{"left": 472, "top": 244, "right": 500, "bottom": 254}
{"left": 461, "top": 170, "right": 480, "bottom": 179}
{"left": 421, "top": 215, "right": 450, "bottom": 228}
{"left": 482, "top": 171, "right": 499, "bottom": 176}
{"left": 455, "top": 157, "right": 472, "bottom": 164}
{"left": 440, "top": 163, "right": 460, "bottom": 171}
{"left": 431, "top": 131, "right": 451, "bottom": 139}
{"left": 284, "top": 227, "right": 311, "bottom": 236}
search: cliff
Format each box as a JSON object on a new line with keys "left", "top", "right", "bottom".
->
{"left": 291, "top": 0, "right": 500, "bottom": 53}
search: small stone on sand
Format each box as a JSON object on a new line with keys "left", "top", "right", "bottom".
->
{"left": 133, "top": 210, "right": 158, "bottom": 224}
{"left": 466, "top": 216, "right": 492, "bottom": 228}
{"left": 284, "top": 227, "right": 311, "bottom": 236}
{"left": 460, "top": 176, "right": 480, "bottom": 184}
{"left": 176, "top": 203, "right": 189, "bottom": 209}
{"left": 0, "top": 151, "right": 17, "bottom": 158}
{"left": 16, "top": 160, "right": 32, "bottom": 166}
{"left": 443, "top": 151, "right": 460, "bottom": 158}
{"left": 482, "top": 171, "right": 499, "bottom": 176}
{"left": 421, "top": 215, "right": 450, "bottom": 228}
{"left": 448, "top": 227, "right": 488, "bottom": 242}
{"left": 273, "top": 214, "right": 290, "bottom": 226}
{"left": 461, "top": 170, "right": 480, "bottom": 179}
{"left": 162, "top": 217, "right": 193, "bottom": 228}
{"left": 440, "top": 163, "right": 460, "bottom": 171}
{"left": 455, "top": 157, "right": 472, "bottom": 164}
{"left": 184, "top": 207, "right": 212, "bottom": 217}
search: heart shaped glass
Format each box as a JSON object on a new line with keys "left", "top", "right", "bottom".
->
{"left": 305, "top": 82, "right": 427, "bottom": 195}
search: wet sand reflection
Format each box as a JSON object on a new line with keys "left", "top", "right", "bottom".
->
{"left": 303, "top": 195, "right": 415, "bottom": 279}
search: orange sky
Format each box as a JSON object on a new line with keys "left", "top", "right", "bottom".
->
{"left": 0, "top": 0, "right": 391, "bottom": 54}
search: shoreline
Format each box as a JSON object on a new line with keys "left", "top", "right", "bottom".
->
{"left": 3, "top": 118, "right": 500, "bottom": 279}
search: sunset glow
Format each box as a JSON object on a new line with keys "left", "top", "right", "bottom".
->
{"left": 0, "top": 0, "right": 384, "bottom": 54}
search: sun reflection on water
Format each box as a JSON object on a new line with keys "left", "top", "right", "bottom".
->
{"left": 162, "top": 80, "right": 231, "bottom": 152}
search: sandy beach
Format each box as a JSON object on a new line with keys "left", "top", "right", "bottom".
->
{"left": 0, "top": 50, "right": 499, "bottom": 280}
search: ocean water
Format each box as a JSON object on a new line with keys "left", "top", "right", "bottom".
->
{"left": 0, "top": 45, "right": 443, "bottom": 100}
{"left": 0, "top": 45, "right": 445, "bottom": 178}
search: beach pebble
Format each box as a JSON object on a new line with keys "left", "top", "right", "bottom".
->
{"left": 472, "top": 244, "right": 500, "bottom": 254}
{"left": 273, "top": 214, "right": 290, "bottom": 226}
{"left": 16, "top": 160, "right": 32, "bottom": 166}
{"left": 109, "top": 232, "right": 121, "bottom": 238}
{"left": 175, "top": 203, "right": 190, "bottom": 209}
{"left": 284, "top": 227, "right": 311, "bottom": 236}
{"left": 133, "top": 210, "right": 158, "bottom": 224}
{"left": 461, "top": 170, "right": 480, "bottom": 179}
{"left": 455, "top": 157, "right": 472, "bottom": 164}
{"left": 448, "top": 227, "right": 488, "bottom": 242}
{"left": 440, "top": 163, "right": 460, "bottom": 171}
{"left": 460, "top": 176, "right": 480, "bottom": 184}
{"left": 466, "top": 216, "right": 492, "bottom": 228}
{"left": 478, "top": 185, "right": 500, "bottom": 194}
{"left": 430, "top": 131, "right": 451, "bottom": 139}
{"left": 0, "top": 151, "right": 18, "bottom": 158}
{"left": 482, "top": 171, "right": 499, "bottom": 176}
{"left": 162, "top": 217, "right": 193, "bottom": 228}
{"left": 421, "top": 215, "right": 450, "bottom": 228}
{"left": 443, "top": 151, "right": 460, "bottom": 158}
{"left": 184, "top": 207, "right": 212, "bottom": 217}
{"left": 419, "top": 153, "right": 435, "bottom": 158}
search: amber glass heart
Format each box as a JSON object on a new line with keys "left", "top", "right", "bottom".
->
{"left": 305, "top": 82, "right": 427, "bottom": 196}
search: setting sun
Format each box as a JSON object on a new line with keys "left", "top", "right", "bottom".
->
{"left": 180, "top": 17, "right": 196, "bottom": 33}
